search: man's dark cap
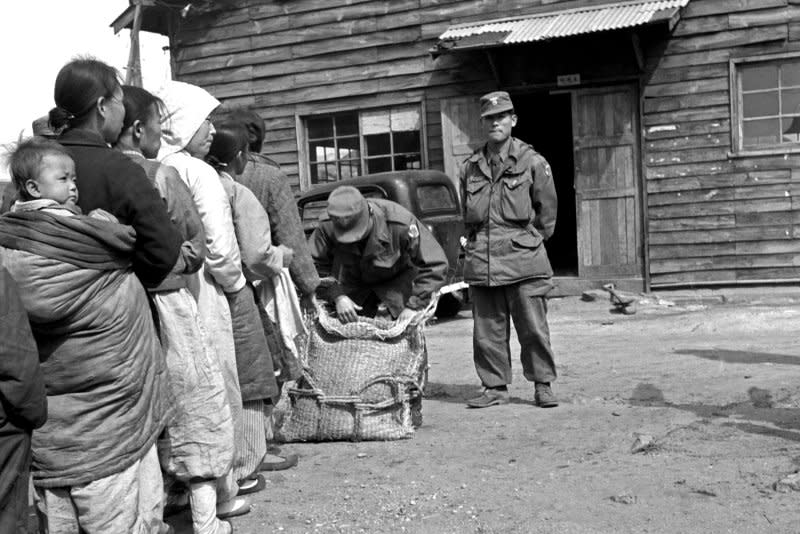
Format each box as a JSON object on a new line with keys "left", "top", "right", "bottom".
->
{"left": 326, "top": 186, "right": 370, "bottom": 243}
{"left": 480, "top": 91, "right": 514, "bottom": 118}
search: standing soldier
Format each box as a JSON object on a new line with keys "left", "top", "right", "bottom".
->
{"left": 460, "top": 91, "right": 559, "bottom": 409}
{"left": 309, "top": 186, "right": 448, "bottom": 324}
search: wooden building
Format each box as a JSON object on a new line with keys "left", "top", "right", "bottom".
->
{"left": 113, "top": 0, "right": 800, "bottom": 291}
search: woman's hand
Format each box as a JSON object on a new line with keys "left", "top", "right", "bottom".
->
{"left": 277, "top": 244, "right": 294, "bottom": 268}
{"left": 300, "top": 293, "right": 318, "bottom": 314}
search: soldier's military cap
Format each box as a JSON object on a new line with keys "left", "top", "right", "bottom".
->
{"left": 326, "top": 186, "right": 371, "bottom": 243}
{"left": 480, "top": 91, "right": 514, "bottom": 118}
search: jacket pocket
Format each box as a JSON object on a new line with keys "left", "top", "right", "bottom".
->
{"left": 511, "top": 232, "right": 543, "bottom": 250}
{"left": 372, "top": 250, "right": 401, "bottom": 269}
{"left": 464, "top": 179, "right": 490, "bottom": 224}
{"left": 500, "top": 174, "right": 533, "bottom": 223}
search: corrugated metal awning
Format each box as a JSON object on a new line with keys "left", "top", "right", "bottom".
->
{"left": 433, "top": 0, "right": 690, "bottom": 54}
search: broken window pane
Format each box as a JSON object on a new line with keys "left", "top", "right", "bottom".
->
{"left": 361, "top": 110, "right": 391, "bottom": 135}
{"left": 391, "top": 108, "right": 420, "bottom": 131}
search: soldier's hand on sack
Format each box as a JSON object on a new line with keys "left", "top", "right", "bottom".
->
{"left": 335, "top": 295, "right": 362, "bottom": 323}
{"left": 397, "top": 307, "right": 418, "bottom": 325}
{"left": 277, "top": 244, "right": 294, "bottom": 268}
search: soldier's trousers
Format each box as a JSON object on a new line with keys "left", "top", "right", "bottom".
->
{"left": 470, "top": 279, "right": 557, "bottom": 388}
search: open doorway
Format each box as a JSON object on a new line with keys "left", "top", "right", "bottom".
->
{"left": 512, "top": 91, "right": 577, "bottom": 276}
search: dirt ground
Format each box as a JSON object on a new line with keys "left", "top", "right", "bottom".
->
{"left": 170, "top": 294, "right": 800, "bottom": 534}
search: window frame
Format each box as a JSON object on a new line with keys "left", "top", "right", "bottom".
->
{"left": 296, "top": 99, "right": 428, "bottom": 191}
{"left": 305, "top": 112, "right": 362, "bottom": 185}
{"left": 729, "top": 51, "right": 800, "bottom": 158}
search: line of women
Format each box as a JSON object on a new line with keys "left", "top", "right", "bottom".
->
{"left": 0, "top": 57, "right": 304, "bottom": 534}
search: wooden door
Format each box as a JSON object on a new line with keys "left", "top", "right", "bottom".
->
{"left": 440, "top": 95, "right": 485, "bottom": 193}
{"left": 572, "top": 85, "right": 642, "bottom": 279}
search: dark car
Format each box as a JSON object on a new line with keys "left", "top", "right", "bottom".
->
{"left": 297, "top": 170, "right": 465, "bottom": 317}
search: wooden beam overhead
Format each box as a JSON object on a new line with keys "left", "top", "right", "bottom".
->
{"left": 110, "top": 0, "right": 163, "bottom": 35}
{"left": 631, "top": 33, "right": 644, "bottom": 72}
{"left": 485, "top": 50, "right": 502, "bottom": 86}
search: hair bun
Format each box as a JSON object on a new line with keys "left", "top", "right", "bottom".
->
{"left": 49, "top": 106, "right": 75, "bottom": 130}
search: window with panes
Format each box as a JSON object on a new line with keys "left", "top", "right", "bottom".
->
{"left": 305, "top": 106, "right": 422, "bottom": 185}
{"left": 731, "top": 54, "right": 800, "bottom": 152}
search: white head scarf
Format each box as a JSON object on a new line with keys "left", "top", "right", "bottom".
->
{"left": 156, "top": 80, "right": 220, "bottom": 159}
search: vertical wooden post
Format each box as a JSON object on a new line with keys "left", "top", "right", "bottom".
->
{"left": 126, "top": 1, "right": 143, "bottom": 87}
{"left": 167, "top": 9, "right": 178, "bottom": 80}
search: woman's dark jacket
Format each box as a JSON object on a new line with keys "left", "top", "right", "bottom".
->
{"left": 59, "top": 129, "right": 182, "bottom": 287}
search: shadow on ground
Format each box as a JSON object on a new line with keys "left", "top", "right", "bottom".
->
{"left": 425, "top": 381, "right": 481, "bottom": 404}
{"left": 628, "top": 380, "right": 800, "bottom": 443}
{"left": 425, "top": 381, "right": 539, "bottom": 407}
{"left": 675, "top": 348, "right": 800, "bottom": 366}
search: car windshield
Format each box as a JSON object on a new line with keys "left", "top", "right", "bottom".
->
{"left": 416, "top": 183, "right": 457, "bottom": 214}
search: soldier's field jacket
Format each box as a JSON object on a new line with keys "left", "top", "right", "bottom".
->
{"left": 459, "top": 137, "right": 557, "bottom": 287}
{"left": 309, "top": 198, "right": 447, "bottom": 314}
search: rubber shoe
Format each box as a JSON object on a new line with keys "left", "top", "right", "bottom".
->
{"left": 259, "top": 451, "right": 299, "bottom": 471}
{"left": 236, "top": 474, "right": 265, "bottom": 496}
{"left": 466, "top": 388, "right": 510, "bottom": 408}
{"left": 534, "top": 383, "right": 558, "bottom": 408}
{"left": 217, "top": 497, "right": 250, "bottom": 520}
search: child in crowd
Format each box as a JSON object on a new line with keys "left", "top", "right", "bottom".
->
{"left": 116, "top": 85, "right": 236, "bottom": 534}
{"left": 10, "top": 136, "right": 78, "bottom": 214}
{"left": 206, "top": 119, "right": 295, "bottom": 485}
{"left": 0, "top": 137, "right": 172, "bottom": 533}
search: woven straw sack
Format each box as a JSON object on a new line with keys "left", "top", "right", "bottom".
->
{"left": 276, "top": 303, "right": 432, "bottom": 442}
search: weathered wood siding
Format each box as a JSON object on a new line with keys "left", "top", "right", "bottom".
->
{"left": 167, "top": 0, "right": 800, "bottom": 286}
{"left": 169, "top": 0, "right": 580, "bottom": 190}
{"left": 642, "top": 0, "right": 800, "bottom": 286}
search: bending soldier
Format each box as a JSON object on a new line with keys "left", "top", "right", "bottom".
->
{"left": 309, "top": 186, "right": 448, "bottom": 324}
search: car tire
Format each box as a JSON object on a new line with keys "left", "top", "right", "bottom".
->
{"left": 435, "top": 291, "right": 463, "bottom": 318}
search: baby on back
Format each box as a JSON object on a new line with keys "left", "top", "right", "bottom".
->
{"left": 10, "top": 137, "right": 113, "bottom": 222}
